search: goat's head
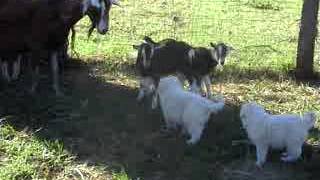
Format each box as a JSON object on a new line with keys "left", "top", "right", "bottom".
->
{"left": 133, "top": 42, "right": 155, "bottom": 70}
{"left": 82, "top": 0, "right": 120, "bottom": 35}
{"left": 136, "top": 76, "right": 157, "bottom": 104}
{"left": 209, "top": 42, "right": 233, "bottom": 69}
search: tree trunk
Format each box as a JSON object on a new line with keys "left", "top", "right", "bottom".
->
{"left": 296, "top": 0, "right": 319, "bottom": 79}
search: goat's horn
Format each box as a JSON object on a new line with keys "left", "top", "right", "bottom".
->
{"left": 228, "top": 46, "right": 235, "bottom": 51}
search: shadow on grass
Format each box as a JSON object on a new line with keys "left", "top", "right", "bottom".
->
{"left": 111, "top": 60, "right": 319, "bottom": 86}
{"left": 0, "top": 59, "right": 318, "bottom": 180}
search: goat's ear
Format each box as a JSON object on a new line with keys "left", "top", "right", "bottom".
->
{"left": 227, "top": 45, "right": 234, "bottom": 53}
{"left": 110, "top": 0, "right": 121, "bottom": 6}
{"left": 187, "top": 49, "right": 195, "bottom": 64}
{"left": 143, "top": 36, "right": 156, "bottom": 44}
{"left": 210, "top": 42, "right": 216, "bottom": 48}
{"left": 133, "top": 44, "right": 140, "bottom": 50}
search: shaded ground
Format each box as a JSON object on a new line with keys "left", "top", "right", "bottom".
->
{"left": 0, "top": 60, "right": 319, "bottom": 180}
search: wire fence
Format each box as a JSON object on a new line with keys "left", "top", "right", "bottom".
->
{"left": 74, "top": 0, "right": 304, "bottom": 72}
{"left": 314, "top": 11, "right": 320, "bottom": 72}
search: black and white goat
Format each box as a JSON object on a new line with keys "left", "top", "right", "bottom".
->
{"left": 134, "top": 36, "right": 233, "bottom": 102}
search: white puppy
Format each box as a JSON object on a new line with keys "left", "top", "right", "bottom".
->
{"left": 240, "top": 102, "right": 316, "bottom": 167}
{"left": 154, "top": 76, "right": 225, "bottom": 145}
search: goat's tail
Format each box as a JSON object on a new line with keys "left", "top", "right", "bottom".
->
{"left": 143, "top": 36, "right": 156, "bottom": 44}
{"left": 302, "top": 112, "right": 316, "bottom": 130}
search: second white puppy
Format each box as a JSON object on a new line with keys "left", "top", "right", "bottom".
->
{"left": 154, "top": 76, "right": 225, "bottom": 145}
{"left": 240, "top": 102, "right": 316, "bottom": 167}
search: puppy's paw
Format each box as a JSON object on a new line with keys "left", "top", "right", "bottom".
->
{"left": 255, "top": 161, "right": 264, "bottom": 169}
{"left": 281, "top": 152, "right": 288, "bottom": 157}
{"left": 281, "top": 155, "right": 298, "bottom": 162}
{"left": 186, "top": 138, "right": 197, "bottom": 145}
{"left": 159, "top": 125, "right": 170, "bottom": 133}
{"left": 281, "top": 156, "right": 289, "bottom": 162}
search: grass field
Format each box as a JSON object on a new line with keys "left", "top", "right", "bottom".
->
{"left": 1, "top": 0, "right": 320, "bottom": 179}
{"left": 73, "top": 0, "right": 304, "bottom": 71}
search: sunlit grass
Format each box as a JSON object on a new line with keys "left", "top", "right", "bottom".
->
{"left": 72, "top": 0, "right": 302, "bottom": 72}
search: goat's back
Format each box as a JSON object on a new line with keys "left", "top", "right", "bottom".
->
{"left": 190, "top": 47, "right": 218, "bottom": 76}
{"left": 148, "top": 40, "right": 193, "bottom": 75}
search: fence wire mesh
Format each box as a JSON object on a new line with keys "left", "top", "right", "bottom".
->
{"left": 74, "top": 0, "right": 303, "bottom": 72}
{"left": 314, "top": 8, "right": 320, "bottom": 73}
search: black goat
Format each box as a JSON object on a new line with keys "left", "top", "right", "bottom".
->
{"left": 134, "top": 36, "right": 233, "bottom": 101}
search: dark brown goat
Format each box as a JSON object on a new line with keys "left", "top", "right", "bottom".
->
{"left": 0, "top": 0, "right": 119, "bottom": 95}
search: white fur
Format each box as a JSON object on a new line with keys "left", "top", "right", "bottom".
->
{"left": 156, "top": 76, "right": 225, "bottom": 144}
{"left": 91, "top": 0, "right": 102, "bottom": 8}
{"left": 240, "top": 102, "right": 316, "bottom": 167}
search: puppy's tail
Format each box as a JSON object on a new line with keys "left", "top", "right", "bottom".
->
{"left": 302, "top": 112, "right": 316, "bottom": 130}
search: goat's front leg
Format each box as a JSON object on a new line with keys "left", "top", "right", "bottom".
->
{"left": 50, "top": 51, "right": 62, "bottom": 96}
{"left": 1, "top": 60, "right": 10, "bottom": 82}
{"left": 29, "top": 49, "right": 42, "bottom": 94}
{"left": 190, "top": 77, "right": 202, "bottom": 95}
{"left": 29, "top": 64, "right": 39, "bottom": 94}
{"left": 202, "top": 75, "right": 212, "bottom": 98}
{"left": 12, "top": 55, "right": 22, "bottom": 81}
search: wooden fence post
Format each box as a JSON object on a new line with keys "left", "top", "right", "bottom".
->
{"left": 296, "top": 0, "right": 319, "bottom": 78}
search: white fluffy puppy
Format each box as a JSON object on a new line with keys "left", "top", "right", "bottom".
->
{"left": 240, "top": 102, "right": 316, "bottom": 167}
{"left": 154, "top": 76, "right": 225, "bottom": 145}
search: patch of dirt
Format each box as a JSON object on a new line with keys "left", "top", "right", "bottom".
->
{"left": 0, "top": 60, "right": 318, "bottom": 180}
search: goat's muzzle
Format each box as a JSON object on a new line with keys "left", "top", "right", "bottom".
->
{"left": 97, "top": 26, "right": 108, "bottom": 34}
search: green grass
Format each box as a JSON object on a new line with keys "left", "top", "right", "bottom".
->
{"left": 73, "top": 0, "right": 303, "bottom": 71}
{"left": 1, "top": 0, "right": 320, "bottom": 179}
{"left": 247, "top": 0, "right": 283, "bottom": 10}
{"left": 0, "top": 123, "right": 116, "bottom": 180}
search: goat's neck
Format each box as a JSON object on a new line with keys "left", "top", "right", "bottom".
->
{"left": 59, "top": 0, "right": 85, "bottom": 27}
